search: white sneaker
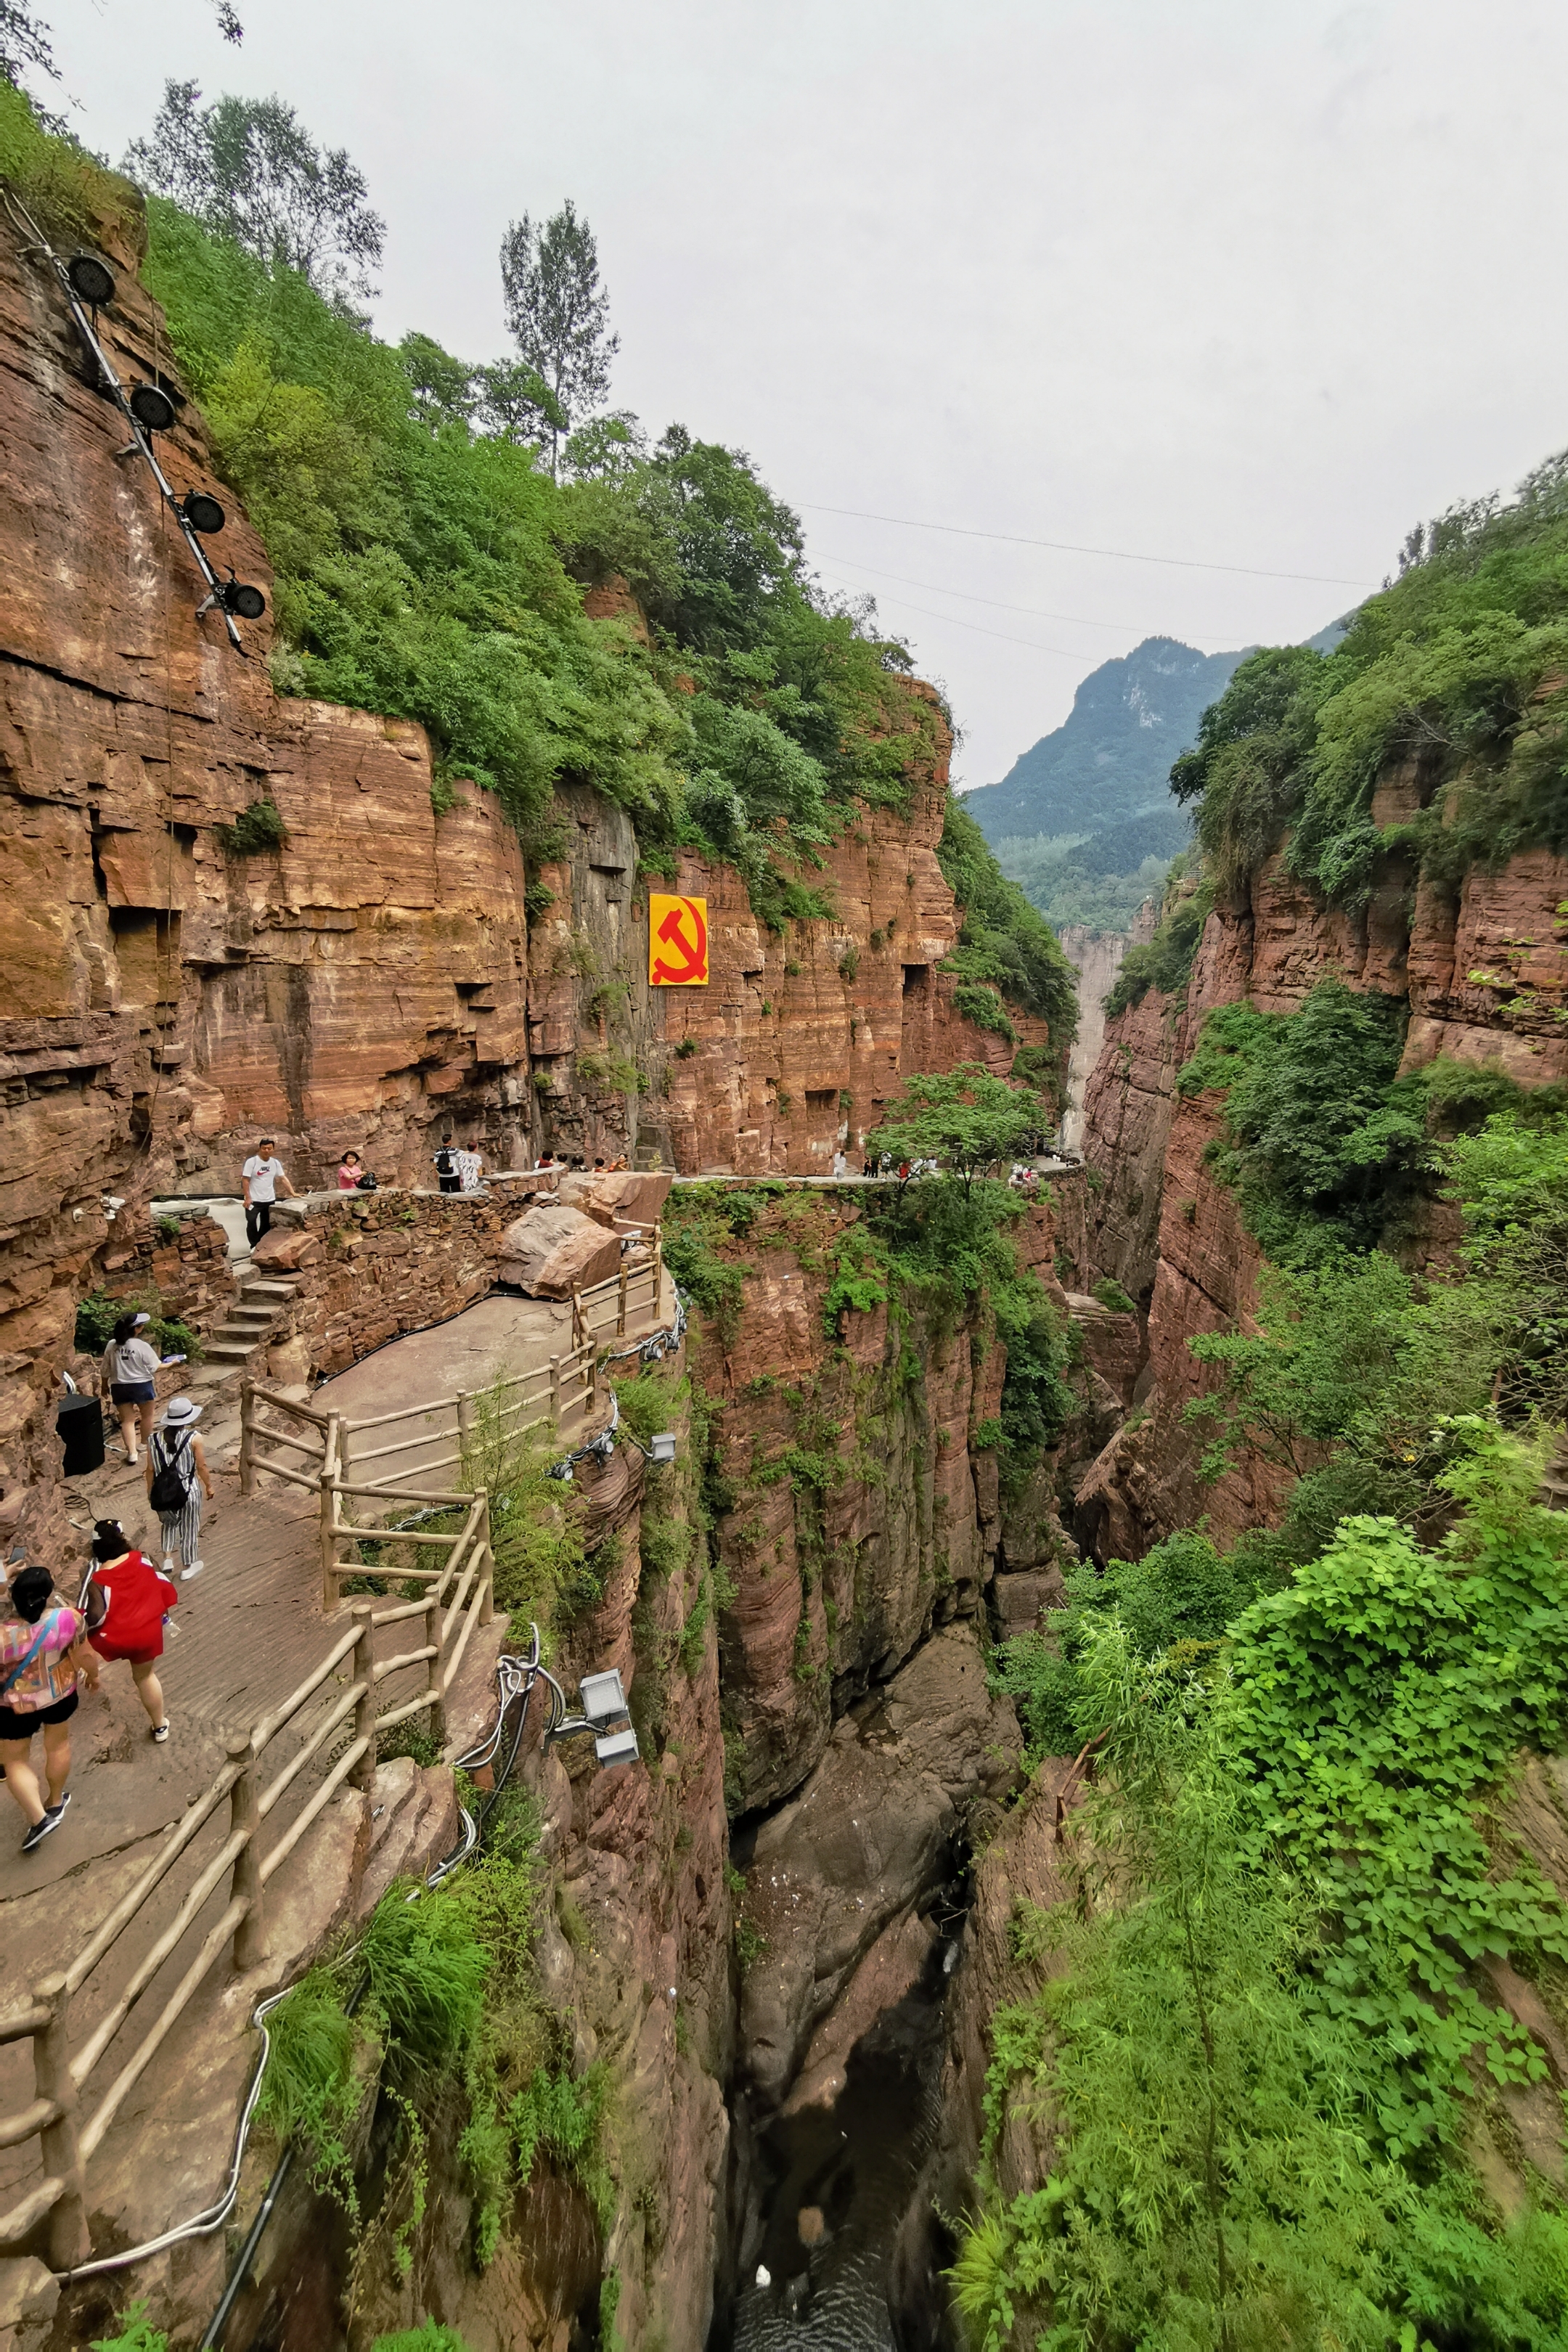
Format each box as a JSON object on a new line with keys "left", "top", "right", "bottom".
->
{"left": 162, "top": 1558, "right": 176, "bottom": 1578}
{"left": 181, "top": 1560, "right": 204, "bottom": 1581}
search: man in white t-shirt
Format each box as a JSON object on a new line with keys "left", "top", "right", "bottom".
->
{"left": 242, "top": 1137, "right": 295, "bottom": 1249}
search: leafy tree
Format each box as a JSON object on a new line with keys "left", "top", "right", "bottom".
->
{"left": 870, "top": 1063, "right": 1044, "bottom": 1191}
{"left": 473, "top": 355, "right": 565, "bottom": 449}
{"left": 398, "top": 332, "right": 477, "bottom": 433}
{"left": 125, "top": 81, "right": 385, "bottom": 303}
{"left": 1227, "top": 1424, "right": 1568, "bottom": 2155}
{"left": 499, "top": 200, "right": 617, "bottom": 476}
{"left": 958, "top": 1625, "right": 1407, "bottom": 2352}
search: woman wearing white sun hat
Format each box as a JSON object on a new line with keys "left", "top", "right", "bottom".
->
{"left": 144, "top": 1397, "right": 216, "bottom": 1582}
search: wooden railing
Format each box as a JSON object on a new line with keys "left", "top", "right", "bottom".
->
{"left": 0, "top": 1228, "right": 679, "bottom": 2268}
{"left": 0, "top": 1490, "right": 501, "bottom": 2266}
{"left": 239, "top": 1236, "right": 668, "bottom": 1552}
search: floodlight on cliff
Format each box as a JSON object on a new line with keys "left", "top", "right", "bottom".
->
{"left": 128, "top": 380, "right": 178, "bottom": 433}
{"left": 2, "top": 188, "right": 252, "bottom": 650}
{"left": 180, "top": 489, "right": 226, "bottom": 535}
{"left": 198, "top": 575, "right": 267, "bottom": 623}
{"left": 66, "top": 252, "right": 115, "bottom": 308}
{"left": 541, "top": 1661, "right": 641, "bottom": 1770}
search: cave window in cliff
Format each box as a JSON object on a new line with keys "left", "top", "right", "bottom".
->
{"left": 902, "top": 963, "right": 931, "bottom": 996}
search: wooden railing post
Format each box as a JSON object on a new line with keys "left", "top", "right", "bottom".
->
{"left": 456, "top": 1387, "right": 473, "bottom": 1472}
{"left": 32, "top": 1974, "right": 88, "bottom": 2270}
{"left": 238, "top": 1377, "right": 256, "bottom": 1498}
{"left": 424, "top": 1594, "right": 446, "bottom": 1749}
{"left": 548, "top": 1353, "right": 560, "bottom": 1423}
{"left": 226, "top": 1734, "right": 267, "bottom": 1970}
{"left": 653, "top": 1220, "right": 663, "bottom": 1315}
{"left": 571, "top": 1286, "right": 583, "bottom": 1348}
{"left": 320, "top": 1413, "right": 342, "bottom": 1614}
{"left": 477, "top": 1494, "right": 494, "bottom": 1626}
{"left": 350, "top": 1604, "right": 377, "bottom": 1791}
{"left": 617, "top": 1256, "right": 629, "bottom": 1336}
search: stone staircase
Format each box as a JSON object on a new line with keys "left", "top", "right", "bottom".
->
{"left": 187, "top": 1271, "right": 301, "bottom": 1391}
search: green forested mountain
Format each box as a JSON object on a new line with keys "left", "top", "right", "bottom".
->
{"left": 964, "top": 635, "right": 1249, "bottom": 934}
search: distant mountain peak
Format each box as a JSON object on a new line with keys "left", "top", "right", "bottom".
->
{"left": 965, "top": 636, "right": 1251, "bottom": 847}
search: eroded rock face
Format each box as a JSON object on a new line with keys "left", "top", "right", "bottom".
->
{"left": 0, "top": 186, "right": 1050, "bottom": 1572}
{"left": 1063, "top": 826, "right": 1568, "bottom": 1558}
{"left": 738, "top": 1624, "right": 1019, "bottom": 2108}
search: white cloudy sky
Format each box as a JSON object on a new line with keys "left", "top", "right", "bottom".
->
{"left": 33, "top": 0, "right": 1568, "bottom": 785}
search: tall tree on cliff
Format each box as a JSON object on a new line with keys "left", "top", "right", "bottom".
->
{"left": 499, "top": 200, "right": 618, "bottom": 478}
{"left": 125, "top": 81, "right": 384, "bottom": 306}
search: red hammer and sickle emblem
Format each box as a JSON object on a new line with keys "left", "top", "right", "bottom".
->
{"left": 652, "top": 899, "right": 708, "bottom": 984}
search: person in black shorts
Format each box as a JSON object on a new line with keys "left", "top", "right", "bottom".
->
{"left": 0, "top": 1565, "right": 85, "bottom": 1853}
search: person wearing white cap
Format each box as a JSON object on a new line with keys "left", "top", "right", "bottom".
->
{"left": 144, "top": 1397, "right": 215, "bottom": 1582}
{"left": 104, "top": 1310, "right": 160, "bottom": 1465}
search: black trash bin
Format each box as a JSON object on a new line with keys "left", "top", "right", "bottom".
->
{"left": 57, "top": 1392, "right": 106, "bottom": 1477}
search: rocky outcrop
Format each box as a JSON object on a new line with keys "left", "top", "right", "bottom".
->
{"left": 738, "top": 1624, "right": 1018, "bottom": 2107}
{"left": 1063, "top": 806, "right": 1568, "bottom": 1559}
{"left": 1058, "top": 901, "right": 1156, "bottom": 1156}
{"left": 498, "top": 1201, "right": 623, "bottom": 1297}
{"left": 0, "top": 183, "right": 1051, "bottom": 1584}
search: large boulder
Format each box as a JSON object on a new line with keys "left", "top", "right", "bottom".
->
{"left": 249, "top": 1224, "right": 322, "bottom": 1272}
{"left": 497, "top": 1204, "right": 621, "bottom": 1298}
{"left": 555, "top": 1169, "right": 672, "bottom": 1230}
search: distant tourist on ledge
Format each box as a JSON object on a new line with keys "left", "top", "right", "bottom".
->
{"left": 242, "top": 1137, "right": 294, "bottom": 1249}
{"left": 433, "top": 1134, "right": 462, "bottom": 1193}
{"left": 338, "top": 1151, "right": 364, "bottom": 1190}
{"left": 455, "top": 1143, "right": 485, "bottom": 1192}
{"left": 830, "top": 1149, "right": 848, "bottom": 1178}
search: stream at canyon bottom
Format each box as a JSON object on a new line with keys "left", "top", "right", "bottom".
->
{"left": 719, "top": 1941, "right": 955, "bottom": 2352}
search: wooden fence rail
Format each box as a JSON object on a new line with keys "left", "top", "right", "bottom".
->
{"left": 0, "top": 1229, "right": 674, "bottom": 2266}
{"left": 0, "top": 1512, "right": 495, "bottom": 2269}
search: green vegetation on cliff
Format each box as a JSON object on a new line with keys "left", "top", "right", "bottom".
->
{"left": 1172, "top": 449, "right": 1568, "bottom": 908}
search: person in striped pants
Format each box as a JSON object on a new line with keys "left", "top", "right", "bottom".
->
{"left": 144, "top": 1397, "right": 216, "bottom": 1582}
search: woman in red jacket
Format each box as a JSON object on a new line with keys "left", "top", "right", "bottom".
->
{"left": 80, "top": 1520, "right": 176, "bottom": 1741}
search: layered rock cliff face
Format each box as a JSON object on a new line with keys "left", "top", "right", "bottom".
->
{"left": 1059, "top": 785, "right": 1568, "bottom": 1559}
{"left": 1056, "top": 902, "right": 1155, "bottom": 1156}
{"left": 0, "top": 192, "right": 1010, "bottom": 1566}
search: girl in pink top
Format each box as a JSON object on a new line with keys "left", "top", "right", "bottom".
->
{"left": 1, "top": 1565, "right": 85, "bottom": 1853}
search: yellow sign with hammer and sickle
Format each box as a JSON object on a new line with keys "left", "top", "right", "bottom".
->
{"left": 648, "top": 894, "right": 709, "bottom": 987}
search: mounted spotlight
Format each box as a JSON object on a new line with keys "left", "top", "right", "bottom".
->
{"left": 546, "top": 1664, "right": 640, "bottom": 1769}
{"left": 647, "top": 1432, "right": 677, "bottom": 1465}
{"left": 128, "top": 381, "right": 176, "bottom": 433}
{"left": 180, "top": 489, "right": 226, "bottom": 535}
{"left": 67, "top": 252, "right": 116, "bottom": 308}
{"left": 220, "top": 579, "right": 266, "bottom": 621}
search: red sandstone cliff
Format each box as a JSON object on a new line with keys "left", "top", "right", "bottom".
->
{"left": 0, "top": 189, "right": 1030, "bottom": 1562}
{"left": 1062, "top": 775, "right": 1568, "bottom": 1558}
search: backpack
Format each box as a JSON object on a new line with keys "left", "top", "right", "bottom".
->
{"left": 434, "top": 1148, "right": 456, "bottom": 1177}
{"left": 148, "top": 1430, "right": 193, "bottom": 1516}
{"left": 355, "top": 1170, "right": 379, "bottom": 1192}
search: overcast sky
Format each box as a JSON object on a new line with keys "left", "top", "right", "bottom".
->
{"left": 33, "top": 0, "right": 1568, "bottom": 785}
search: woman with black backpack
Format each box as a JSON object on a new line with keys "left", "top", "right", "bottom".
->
{"left": 145, "top": 1397, "right": 215, "bottom": 1583}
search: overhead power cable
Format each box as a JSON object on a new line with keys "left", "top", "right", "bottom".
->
{"left": 800, "top": 500, "right": 1376, "bottom": 588}
{"left": 817, "top": 573, "right": 1085, "bottom": 658}
{"left": 813, "top": 548, "right": 1201, "bottom": 637}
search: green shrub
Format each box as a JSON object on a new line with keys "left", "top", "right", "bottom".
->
{"left": 89, "top": 2306, "right": 170, "bottom": 2352}
{"left": 1091, "top": 1275, "right": 1136, "bottom": 1313}
{"left": 214, "top": 796, "right": 286, "bottom": 854}
{"left": 372, "top": 2326, "right": 475, "bottom": 2351}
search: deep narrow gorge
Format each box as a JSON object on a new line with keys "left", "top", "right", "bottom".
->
{"left": 9, "top": 80, "right": 1568, "bottom": 2352}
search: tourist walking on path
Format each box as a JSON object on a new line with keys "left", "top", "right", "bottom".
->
{"left": 104, "top": 1310, "right": 160, "bottom": 1463}
{"left": 0, "top": 1564, "right": 84, "bottom": 1853}
{"left": 146, "top": 1397, "right": 215, "bottom": 1583}
{"left": 242, "top": 1137, "right": 294, "bottom": 1249}
{"left": 78, "top": 1521, "right": 175, "bottom": 1742}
